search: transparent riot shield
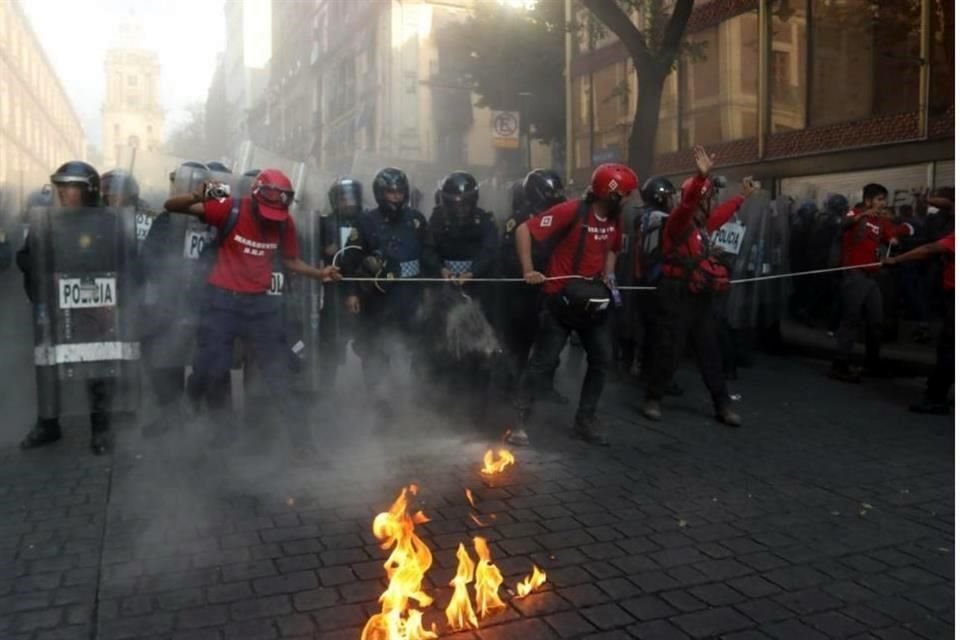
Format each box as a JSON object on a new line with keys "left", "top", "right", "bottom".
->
{"left": 28, "top": 206, "right": 140, "bottom": 421}
{"left": 723, "top": 192, "right": 772, "bottom": 332}
{"left": 117, "top": 148, "right": 191, "bottom": 248}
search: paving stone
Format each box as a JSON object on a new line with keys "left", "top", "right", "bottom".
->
{"left": 803, "top": 611, "right": 869, "bottom": 637}
{"left": 670, "top": 606, "right": 752, "bottom": 638}
{"left": 761, "top": 618, "right": 831, "bottom": 639}
{"left": 625, "top": 619, "right": 690, "bottom": 639}
{"left": 543, "top": 611, "right": 597, "bottom": 638}
{"left": 733, "top": 597, "right": 796, "bottom": 626}
{"left": 619, "top": 595, "right": 677, "bottom": 621}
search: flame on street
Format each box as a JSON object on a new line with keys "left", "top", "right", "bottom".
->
{"left": 472, "top": 537, "right": 506, "bottom": 618}
{"left": 480, "top": 449, "right": 515, "bottom": 475}
{"left": 361, "top": 485, "right": 438, "bottom": 640}
{"left": 515, "top": 565, "right": 547, "bottom": 598}
{"left": 444, "top": 543, "right": 479, "bottom": 631}
{"left": 464, "top": 488, "right": 476, "bottom": 508}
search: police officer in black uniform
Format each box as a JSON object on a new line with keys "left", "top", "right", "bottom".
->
{"left": 634, "top": 176, "right": 677, "bottom": 382}
{"left": 422, "top": 172, "right": 499, "bottom": 411}
{"left": 139, "top": 161, "right": 211, "bottom": 435}
{"left": 320, "top": 178, "right": 364, "bottom": 376}
{"left": 498, "top": 169, "right": 569, "bottom": 403}
{"left": 343, "top": 168, "right": 429, "bottom": 405}
{"left": 18, "top": 161, "right": 114, "bottom": 454}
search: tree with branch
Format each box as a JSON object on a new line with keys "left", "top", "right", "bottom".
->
{"left": 579, "top": 0, "right": 695, "bottom": 179}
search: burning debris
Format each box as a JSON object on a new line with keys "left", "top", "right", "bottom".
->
{"left": 516, "top": 565, "right": 547, "bottom": 598}
{"left": 361, "top": 485, "right": 437, "bottom": 640}
{"left": 363, "top": 452, "right": 545, "bottom": 638}
{"left": 444, "top": 543, "right": 479, "bottom": 631}
{"left": 472, "top": 536, "right": 507, "bottom": 618}
{"left": 480, "top": 449, "right": 515, "bottom": 476}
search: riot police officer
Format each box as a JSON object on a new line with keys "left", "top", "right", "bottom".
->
{"left": 343, "top": 168, "right": 428, "bottom": 404}
{"left": 319, "top": 178, "right": 364, "bottom": 378}
{"left": 422, "top": 172, "right": 499, "bottom": 412}
{"left": 139, "top": 161, "right": 213, "bottom": 435}
{"left": 498, "top": 169, "right": 569, "bottom": 403}
{"left": 101, "top": 169, "right": 140, "bottom": 208}
{"left": 18, "top": 161, "right": 115, "bottom": 454}
{"left": 633, "top": 176, "right": 677, "bottom": 382}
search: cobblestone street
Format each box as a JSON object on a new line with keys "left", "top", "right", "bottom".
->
{"left": 0, "top": 319, "right": 954, "bottom": 640}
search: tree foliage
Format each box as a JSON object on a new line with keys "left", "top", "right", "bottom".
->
{"left": 579, "top": 0, "right": 695, "bottom": 179}
{"left": 441, "top": 0, "right": 566, "bottom": 145}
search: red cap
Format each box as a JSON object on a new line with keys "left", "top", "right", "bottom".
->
{"left": 251, "top": 169, "right": 295, "bottom": 221}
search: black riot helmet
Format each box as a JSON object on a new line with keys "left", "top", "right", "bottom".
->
{"left": 101, "top": 169, "right": 140, "bottom": 206}
{"left": 206, "top": 161, "right": 232, "bottom": 173}
{"left": 372, "top": 167, "right": 410, "bottom": 213}
{"left": 328, "top": 177, "right": 363, "bottom": 214}
{"left": 440, "top": 171, "right": 479, "bottom": 216}
{"left": 640, "top": 176, "right": 676, "bottom": 211}
{"left": 51, "top": 161, "right": 100, "bottom": 207}
{"left": 523, "top": 169, "right": 565, "bottom": 212}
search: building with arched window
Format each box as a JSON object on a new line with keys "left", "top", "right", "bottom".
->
{"left": 101, "top": 20, "right": 164, "bottom": 171}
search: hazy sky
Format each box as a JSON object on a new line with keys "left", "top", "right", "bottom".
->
{"left": 21, "top": 0, "right": 227, "bottom": 151}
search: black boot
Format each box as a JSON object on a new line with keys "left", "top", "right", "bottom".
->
{"left": 90, "top": 413, "right": 112, "bottom": 455}
{"left": 20, "top": 418, "right": 62, "bottom": 450}
{"left": 572, "top": 415, "right": 610, "bottom": 446}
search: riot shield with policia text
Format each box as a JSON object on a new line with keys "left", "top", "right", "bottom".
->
{"left": 27, "top": 206, "right": 139, "bottom": 421}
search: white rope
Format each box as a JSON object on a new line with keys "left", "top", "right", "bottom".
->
{"left": 336, "top": 262, "right": 884, "bottom": 291}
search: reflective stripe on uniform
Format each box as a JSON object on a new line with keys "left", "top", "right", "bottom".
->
{"left": 34, "top": 342, "right": 141, "bottom": 365}
{"left": 400, "top": 259, "right": 420, "bottom": 278}
{"left": 443, "top": 259, "right": 472, "bottom": 275}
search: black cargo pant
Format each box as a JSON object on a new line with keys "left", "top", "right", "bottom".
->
{"left": 501, "top": 284, "right": 562, "bottom": 390}
{"left": 926, "top": 290, "right": 954, "bottom": 403}
{"left": 646, "top": 278, "right": 729, "bottom": 409}
{"left": 834, "top": 269, "right": 884, "bottom": 368}
{"left": 517, "top": 299, "right": 612, "bottom": 422}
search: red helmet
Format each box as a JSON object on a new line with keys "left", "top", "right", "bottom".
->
{"left": 251, "top": 168, "right": 295, "bottom": 221}
{"left": 590, "top": 163, "right": 639, "bottom": 204}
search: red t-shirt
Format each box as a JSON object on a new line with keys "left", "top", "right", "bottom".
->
{"left": 203, "top": 196, "right": 299, "bottom": 293}
{"left": 527, "top": 200, "right": 622, "bottom": 295}
{"left": 938, "top": 232, "right": 955, "bottom": 291}
{"left": 841, "top": 209, "right": 913, "bottom": 271}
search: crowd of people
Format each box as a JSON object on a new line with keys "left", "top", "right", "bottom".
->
{"left": 7, "top": 146, "right": 955, "bottom": 456}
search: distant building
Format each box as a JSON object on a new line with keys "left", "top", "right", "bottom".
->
{"left": 567, "top": 0, "right": 954, "bottom": 202}
{"left": 221, "top": 0, "right": 271, "bottom": 154}
{"left": 101, "top": 20, "right": 164, "bottom": 171}
{"left": 0, "top": 0, "right": 86, "bottom": 215}
{"left": 251, "top": 0, "right": 513, "bottom": 195}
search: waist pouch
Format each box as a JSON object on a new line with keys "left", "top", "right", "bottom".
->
{"left": 549, "top": 278, "right": 611, "bottom": 330}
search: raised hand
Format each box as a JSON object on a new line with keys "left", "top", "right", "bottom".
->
{"left": 694, "top": 145, "right": 715, "bottom": 177}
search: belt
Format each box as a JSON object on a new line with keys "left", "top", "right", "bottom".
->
{"left": 210, "top": 284, "right": 268, "bottom": 297}
{"left": 443, "top": 259, "right": 472, "bottom": 275}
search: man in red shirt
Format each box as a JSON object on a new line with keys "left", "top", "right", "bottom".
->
{"left": 831, "top": 183, "right": 914, "bottom": 382}
{"left": 510, "top": 163, "right": 638, "bottom": 447}
{"left": 642, "top": 146, "right": 756, "bottom": 427}
{"left": 164, "top": 169, "right": 340, "bottom": 444}
{"left": 884, "top": 232, "right": 954, "bottom": 414}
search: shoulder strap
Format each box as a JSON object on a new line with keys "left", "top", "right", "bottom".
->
{"left": 220, "top": 197, "right": 242, "bottom": 243}
{"left": 568, "top": 200, "right": 591, "bottom": 275}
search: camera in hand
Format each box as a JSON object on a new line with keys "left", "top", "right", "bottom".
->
{"left": 205, "top": 182, "right": 231, "bottom": 200}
